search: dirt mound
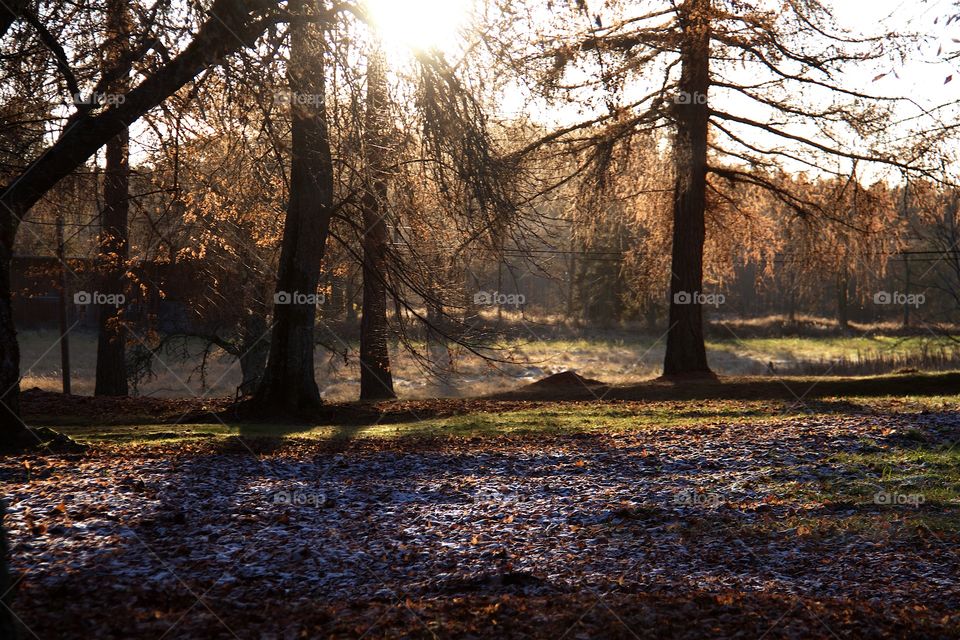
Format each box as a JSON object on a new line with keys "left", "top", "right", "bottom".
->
{"left": 527, "top": 370, "right": 606, "bottom": 388}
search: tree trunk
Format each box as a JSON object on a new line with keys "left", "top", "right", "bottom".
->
{"left": 0, "top": 222, "right": 28, "bottom": 445}
{"left": 238, "top": 312, "right": 270, "bottom": 397}
{"left": 94, "top": 131, "right": 130, "bottom": 395}
{"left": 56, "top": 214, "right": 71, "bottom": 394}
{"left": 902, "top": 253, "right": 911, "bottom": 328}
{"left": 95, "top": 0, "right": 130, "bottom": 396}
{"left": 359, "top": 50, "right": 396, "bottom": 401}
{"left": 427, "top": 303, "right": 455, "bottom": 396}
{"left": 345, "top": 269, "right": 358, "bottom": 323}
{"left": 663, "top": 0, "right": 713, "bottom": 377}
{"left": 253, "top": 2, "right": 333, "bottom": 412}
{"left": 836, "top": 271, "right": 850, "bottom": 334}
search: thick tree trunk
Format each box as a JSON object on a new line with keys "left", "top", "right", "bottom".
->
{"left": 252, "top": 2, "right": 333, "bottom": 412}
{"left": 663, "top": 0, "right": 713, "bottom": 377}
{"left": 359, "top": 51, "right": 396, "bottom": 401}
{"left": 238, "top": 313, "right": 269, "bottom": 396}
{"left": 95, "top": 0, "right": 130, "bottom": 396}
{"left": 0, "top": 223, "right": 28, "bottom": 444}
{"left": 94, "top": 132, "right": 130, "bottom": 396}
{"left": 0, "top": 0, "right": 275, "bottom": 440}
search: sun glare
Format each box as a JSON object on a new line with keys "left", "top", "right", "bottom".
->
{"left": 364, "top": 0, "right": 472, "bottom": 55}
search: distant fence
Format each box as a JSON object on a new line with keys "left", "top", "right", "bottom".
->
{"left": 11, "top": 255, "right": 202, "bottom": 331}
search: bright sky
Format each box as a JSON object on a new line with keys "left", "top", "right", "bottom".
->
{"left": 480, "top": 0, "right": 960, "bottom": 179}
{"left": 126, "top": 0, "right": 960, "bottom": 176}
{"left": 493, "top": 0, "right": 959, "bottom": 119}
{"left": 836, "top": 0, "right": 958, "bottom": 105}
{"left": 364, "top": 0, "right": 474, "bottom": 55}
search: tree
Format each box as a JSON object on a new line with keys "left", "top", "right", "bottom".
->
{"left": 0, "top": 0, "right": 286, "bottom": 445}
{"left": 663, "top": 0, "right": 711, "bottom": 375}
{"left": 504, "top": 0, "right": 944, "bottom": 376}
{"left": 94, "top": 0, "right": 131, "bottom": 396}
{"left": 358, "top": 47, "right": 396, "bottom": 400}
{"left": 252, "top": 0, "right": 334, "bottom": 413}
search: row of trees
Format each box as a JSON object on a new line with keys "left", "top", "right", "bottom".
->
{"left": 1, "top": 0, "right": 956, "bottom": 448}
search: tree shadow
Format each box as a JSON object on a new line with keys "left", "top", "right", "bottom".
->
{"left": 5, "top": 405, "right": 960, "bottom": 637}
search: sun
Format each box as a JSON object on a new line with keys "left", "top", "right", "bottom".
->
{"left": 363, "top": 0, "right": 473, "bottom": 55}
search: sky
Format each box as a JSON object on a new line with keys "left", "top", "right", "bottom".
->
{"left": 120, "top": 0, "right": 960, "bottom": 177}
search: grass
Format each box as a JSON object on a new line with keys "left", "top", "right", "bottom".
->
{"left": 745, "top": 428, "right": 960, "bottom": 536}
{"left": 707, "top": 335, "right": 960, "bottom": 361}
{"left": 47, "top": 391, "right": 959, "bottom": 446}
{"left": 828, "top": 446, "right": 960, "bottom": 506}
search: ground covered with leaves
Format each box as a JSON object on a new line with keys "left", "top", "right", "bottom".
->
{"left": 3, "top": 398, "right": 960, "bottom": 638}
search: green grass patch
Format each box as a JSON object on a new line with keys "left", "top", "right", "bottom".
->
{"left": 51, "top": 392, "right": 959, "bottom": 446}
{"left": 707, "top": 335, "right": 960, "bottom": 361}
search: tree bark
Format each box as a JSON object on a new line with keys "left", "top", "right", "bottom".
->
{"left": 252, "top": 0, "right": 333, "bottom": 412}
{"left": 56, "top": 214, "right": 71, "bottom": 394}
{"left": 238, "top": 313, "right": 269, "bottom": 396}
{"left": 359, "top": 50, "right": 396, "bottom": 401}
{"left": 663, "top": 0, "right": 713, "bottom": 377}
{"left": 836, "top": 270, "right": 850, "bottom": 334}
{"left": 0, "top": 0, "right": 277, "bottom": 442}
{"left": 0, "top": 222, "right": 26, "bottom": 443}
{"left": 95, "top": 0, "right": 130, "bottom": 396}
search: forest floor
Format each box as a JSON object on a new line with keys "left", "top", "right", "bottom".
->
{"left": 3, "top": 376, "right": 960, "bottom": 638}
